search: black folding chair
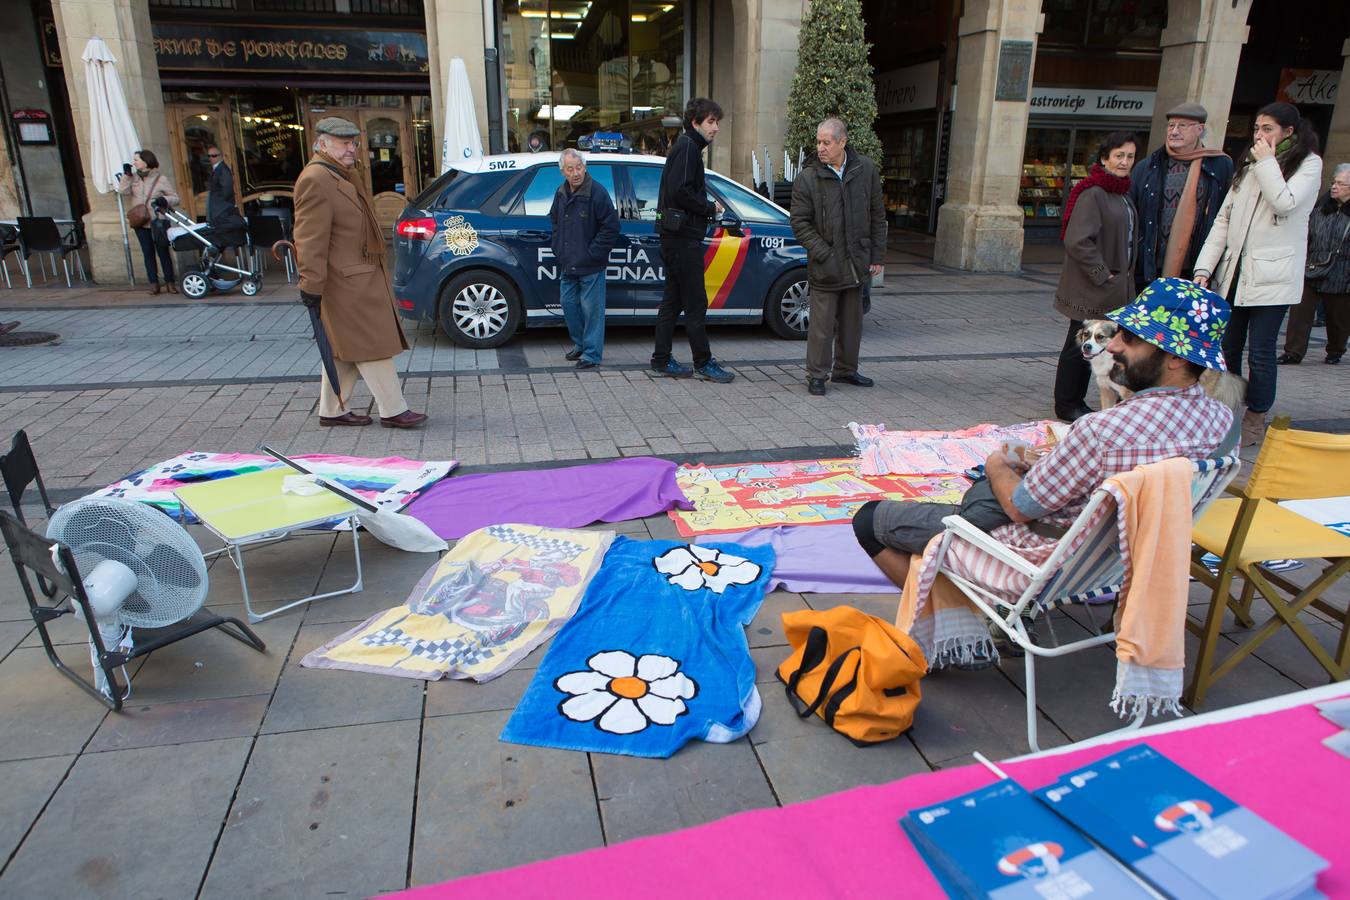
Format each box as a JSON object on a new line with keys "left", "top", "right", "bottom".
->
{"left": 0, "top": 510, "right": 267, "bottom": 711}
{"left": 0, "top": 225, "right": 22, "bottom": 289}
{"left": 246, "top": 214, "right": 293, "bottom": 282}
{"left": 16, "top": 217, "right": 85, "bottom": 288}
{"left": 2, "top": 430, "right": 59, "bottom": 598}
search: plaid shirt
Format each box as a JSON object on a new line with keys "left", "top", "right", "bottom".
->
{"left": 1005, "top": 383, "right": 1233, "bottom": 549}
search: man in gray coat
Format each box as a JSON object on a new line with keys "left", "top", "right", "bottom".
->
{"left": 790, "top": 118, "right": 886, "bottom": 396}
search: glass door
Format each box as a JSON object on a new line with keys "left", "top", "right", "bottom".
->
{"left": 167, "top": 105, "right": 239, "bottom": 222}
{"left": 360, "top": 110, "right": 415, "bottom": 233}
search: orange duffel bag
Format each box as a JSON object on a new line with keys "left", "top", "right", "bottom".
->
{"left": 776, "top": 605, "right": 927, "bottom": 745}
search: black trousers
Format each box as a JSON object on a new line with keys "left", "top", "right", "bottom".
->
{"left": 652, "top": 237, "right": 712, "bottom": 368}
{"left": 1053, "top": 318, "right": 1091, "bottom": 413}
{"left": 134, "top": 223, "right": 175, "bottom": 285}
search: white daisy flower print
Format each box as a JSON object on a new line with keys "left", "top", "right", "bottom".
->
{"left": 555, "top": 650, "right": 698, "bottom": 734}
{"left": 653, "top": 545, "right": 761, "bottom": 594}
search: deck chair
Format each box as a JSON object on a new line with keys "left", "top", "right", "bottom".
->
{"left": 1, "top": 430, "right": 58, "bottom": 597}
{"left": 929, "top": 454, "right": 1240, "bottom": 751}
{"left": 1187, "top": 419, "right": 1350, "bottom": 707}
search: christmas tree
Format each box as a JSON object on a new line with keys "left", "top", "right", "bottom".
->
{"left": 784, "top": 0, "right": 882, "bottom": 164}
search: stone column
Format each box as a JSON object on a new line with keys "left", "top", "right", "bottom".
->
{"left": 1322, "top": 39, "right": 1350, "bottom": 188}
{"left": 50, "top": 0, "right": 170, "bottom": 283}
{"left": 933, "top": 0, "right": 1043, "bottom": 272}
{"left": 425, "top": 0, "right": 491, "bottom": 168}
{"left": 1148, "top": 0, "right": 1252, "bottom": 154}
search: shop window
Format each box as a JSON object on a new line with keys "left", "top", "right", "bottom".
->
{"left": 234, "top": 93, "right": 306, "bottom": 194}
{"left": 517, "top": 162, "right": 617, "bottom": 216}
{"left": 1041, "top": 0, "right": 1165, "bottom": 50}
{"left": 880, "top": 123, "right": 936, "bottom": 230}
{"left": 501, "top": 1, "right": 684, "bottom": 153}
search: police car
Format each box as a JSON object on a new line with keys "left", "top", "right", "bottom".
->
{"left": 392, "top": 148, "right": 811, "bottom": 348}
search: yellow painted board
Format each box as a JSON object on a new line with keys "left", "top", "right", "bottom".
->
{"left": 174, "top": 469, "right": 358, "bottom": 541}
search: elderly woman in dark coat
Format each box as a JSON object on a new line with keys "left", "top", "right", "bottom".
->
{"left": 1052, "top": 131, "right": 1139, "bottom": 421}
{"left": 1281, "top": 162, "right": 1350, "bottom": 366}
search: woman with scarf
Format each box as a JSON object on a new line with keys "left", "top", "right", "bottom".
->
{"left": 1280, "top": 162, "right": 1350, "bottom": 366}
{"left": 1052, "top": 131, "right": 1139, "bottom": 422}
{"left": 1194, "top": 101, "right": 1322, "bottom": 446}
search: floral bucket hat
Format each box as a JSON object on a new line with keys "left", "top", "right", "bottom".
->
{"left": 1106, "top": 277, "right": 1229, "bottom": 371}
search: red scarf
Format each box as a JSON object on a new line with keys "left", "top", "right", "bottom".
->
{"left": 1060, "top": 163, "right": 1131, "bottom": 239}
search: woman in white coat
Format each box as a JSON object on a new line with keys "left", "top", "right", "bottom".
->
{"left": 1193, "top": 101, "right": 1322, "bottom": 445}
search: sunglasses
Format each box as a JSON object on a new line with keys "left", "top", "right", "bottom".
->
{"left": 207, "top": 152, "right": 221, "bottom": 158}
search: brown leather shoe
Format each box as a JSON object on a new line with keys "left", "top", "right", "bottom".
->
{"left": 319, "top": 412, "right": 373, "bottom": 427}
{"left": 166, "top": 280, "right": 179, "bottom": 294}
{"left": 148, "top": 283, "right": 161, "bottom": 296}
{"left": 381, "top": 410, "right": 428, "bottom": 429}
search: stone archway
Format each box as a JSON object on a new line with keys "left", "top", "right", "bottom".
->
{"left": 1149, "top": 0, "right": 1255, "bottom": 153}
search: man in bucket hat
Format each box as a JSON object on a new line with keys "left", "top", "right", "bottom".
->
{"left": 854, "top": 278, "right": 1235, "bottom": 642}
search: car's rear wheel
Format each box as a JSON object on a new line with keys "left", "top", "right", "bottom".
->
{"left": 438, "top": 270, "right": 522, "bottom": 348}
{"left": 765, "top": 270, "right": 810, "bottom": 340}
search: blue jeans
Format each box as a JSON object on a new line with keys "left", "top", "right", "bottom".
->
{"left": 560, "top": 271, "right": 606, "bottom": 363}
{"left": 1222, "top": 304, "right": 1289, "bottom": 413}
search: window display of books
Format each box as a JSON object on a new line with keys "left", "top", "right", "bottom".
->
{"left": 1019, "top": 161, "right": 1066, "bottom": 220}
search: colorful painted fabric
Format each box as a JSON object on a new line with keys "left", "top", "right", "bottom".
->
{"left": 501, "top": 536, "right": 775, "bottom": 758}
{"left": 300, "top": 524, "right": 613, "bottom": 682}
{"left": 670, "top": 458, "right": 970, "bottom": 537}
{"left": 695, "top": 524, "right": 898, "bottom": 594}
{"left": 406, "top": 457, "right": 691, "bottom": 540}
{"left": 848, "top": 421, "right": 1058, "bottom": 477}
{"left": 89, "top": 452, "right": 455, "bottom": 523}
{"left": 1106, "top": 276, "right": 1230, "bottom": 371}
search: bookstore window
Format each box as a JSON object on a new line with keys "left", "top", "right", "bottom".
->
{"left": 879, "top": 122, "right": 935, "bottom": 230}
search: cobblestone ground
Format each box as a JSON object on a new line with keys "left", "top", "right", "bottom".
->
{"left": 0, "top": 255, "right": 1346, "bottom": 898}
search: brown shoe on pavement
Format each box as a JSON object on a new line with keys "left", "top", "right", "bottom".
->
{"left": 320, "top": 412, "right": 373, "bottom": 427}
{"left": 1240, "top": 408, "right": 1269, "bottom": 448}
{"left": 148, "top": 283, "right": 161, "bottom": 296}
{"left": 381, "top": 410, "right": 428, "bottom": 429}
{"left": 166, "top": 280, "right": 179, "bottom": 294}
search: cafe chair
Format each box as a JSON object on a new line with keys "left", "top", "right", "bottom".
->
{"left": 1187, "top": 419, "right": 1350, "bottom": 707}
{"left": 0, "top": 225, "right": 23, "bottom": 288}
{"left": 246, "top": 214, "right": 293, "bottom": 283}
{"left": 930, "top": 454, "right": 1239, "bottom": 751}
{"left": 16, "top": 216, "right": 86, "bottom": 288}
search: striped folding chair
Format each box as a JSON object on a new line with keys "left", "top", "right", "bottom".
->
{"left": 927, "top": 454, "right": 1240, "bottom": 751}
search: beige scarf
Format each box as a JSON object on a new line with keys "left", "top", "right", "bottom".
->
{"left": 1161, "top": 147, "right": 1229, "bottom": 277}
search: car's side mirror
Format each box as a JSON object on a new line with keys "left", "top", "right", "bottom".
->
{"left": 719, "top": 210, "right": 743, "bottom": 235}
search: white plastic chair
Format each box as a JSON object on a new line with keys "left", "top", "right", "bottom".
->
{"left": 928, "top": 454, "right": 1240, "bottom": 751}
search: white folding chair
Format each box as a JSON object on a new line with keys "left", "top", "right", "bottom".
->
{"left": 928, "top": 454, "right": 1240, "bottom": 751}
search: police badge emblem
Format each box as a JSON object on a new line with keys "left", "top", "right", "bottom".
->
{"left": 443, "top": 215, "right": 479, "bottom": 256}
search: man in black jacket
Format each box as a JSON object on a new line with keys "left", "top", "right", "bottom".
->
{"left": 790, "top": 118, "right": 886, "bottom": 396}
{"left": 650, "top": 97, "right": 735, "bottom": 383}
{"left": 548, "top": 149, "right": 619, "bottom": 369}
{"left": 1129, "top": 103, "right": 1233, "bottom": 291}
{"left": 205, "top": 145, "right": 246, "bottom": 260}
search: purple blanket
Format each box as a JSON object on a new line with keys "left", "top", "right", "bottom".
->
{"left": 696, "top": 524, "right": 899, "bottom": 595}
{"left": 407, "top": 457, "right": 693, "bottom": 540}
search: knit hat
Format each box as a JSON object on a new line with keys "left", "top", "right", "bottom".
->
{"left": 1165, "top": 102, "right": 1208, "bottom": 123}
{"left": 1106, "top": 277, "right": 1229, "bottom": 371}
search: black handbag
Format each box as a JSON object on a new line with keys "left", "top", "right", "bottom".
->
{"left": 655, "top": 207, "right": 687, "bottom": 235}
{"left": 1306, "top": 218, "right": 1350, "bottom": 283}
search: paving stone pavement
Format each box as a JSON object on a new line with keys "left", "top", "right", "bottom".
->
{"left": 0, "top": 260, "right": 1347, "bottom": 897}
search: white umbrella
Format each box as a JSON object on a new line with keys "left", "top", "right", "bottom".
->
{"left": 82, "top": 37, "right": 140, "bottom": 283}
{"left": 441, "top": 57, "right": 483, "bottom": 174}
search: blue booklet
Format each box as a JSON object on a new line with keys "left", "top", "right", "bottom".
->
{"left": 1034, "top": 745, "right": 1327, "bottom": 900}
{"left": 903, "top": 779, "right": 1149, "bottom": 898}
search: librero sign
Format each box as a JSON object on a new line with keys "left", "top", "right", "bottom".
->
{"left": 1029, "top": 88, "right": 1155, "bottom": 118}
{"left": 152, "top": 23, "right": 428, "bottom": 75}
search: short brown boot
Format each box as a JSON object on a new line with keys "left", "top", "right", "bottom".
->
{"left": 1240, "top": 408, "right": 1268, "bottom": 448}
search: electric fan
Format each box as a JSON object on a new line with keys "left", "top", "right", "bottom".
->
{"left": 46, "top": 497, "right": 209, "bottom": 696}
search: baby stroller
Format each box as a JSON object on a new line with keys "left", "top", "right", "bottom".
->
{"left": 161, "top": 206, "right": 260, "bottom": 299}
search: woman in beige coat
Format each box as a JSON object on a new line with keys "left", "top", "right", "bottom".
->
{"left": 1194, "top": 101, "right": 1322, "bottom": 444}
{"left": 115, "top": 149, "right": 181, "bottom": 295}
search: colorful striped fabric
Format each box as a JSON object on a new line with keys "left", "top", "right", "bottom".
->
{"left": 88, "top": 451, "right": 456, "bottom": 523}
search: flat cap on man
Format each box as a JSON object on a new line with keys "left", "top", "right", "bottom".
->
{"left": 1165, "top": 102, "right": 1208, "bottom": 123}
{"left": 314, "top": 116, "right": 361, "bottom": 138}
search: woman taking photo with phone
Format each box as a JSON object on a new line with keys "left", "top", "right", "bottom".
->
{"left": 1193, "top": 102, "right": 1322, "bottom": 445}
{"left": 116, "top": 149, "right": 181, "bottom": 295}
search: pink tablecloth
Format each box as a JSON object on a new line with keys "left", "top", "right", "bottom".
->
{"left": 394, "top": 693, "right": 1350, "bottom": 899}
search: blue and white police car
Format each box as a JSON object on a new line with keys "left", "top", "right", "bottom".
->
{"left": 392, "top": 147, "right": 812, "bottom": 348}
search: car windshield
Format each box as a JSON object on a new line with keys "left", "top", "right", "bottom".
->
{"left": 708, "top": 174, "right": 787, "bottom": 224}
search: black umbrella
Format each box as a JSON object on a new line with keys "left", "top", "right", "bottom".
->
{"left": 278, "top": 239, "right": 343, "bottom": 407}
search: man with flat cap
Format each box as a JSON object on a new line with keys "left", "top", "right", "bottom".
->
{"left": 294, "top": 116, "right": 427, "bottom": 428}
{"left": 1130, "top": 102, "right": 1234, "bottom": 291}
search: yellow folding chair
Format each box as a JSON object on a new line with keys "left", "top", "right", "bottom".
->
{"left": 1187, "top": 418, "right": 1350, "bottom": 706}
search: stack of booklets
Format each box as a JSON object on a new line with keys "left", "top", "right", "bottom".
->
{"left": 902, "top": 744, "right": 1328, "bottom": 899}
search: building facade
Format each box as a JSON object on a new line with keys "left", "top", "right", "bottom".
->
{"left": 2, "top": 0, "right": 1347, "bottom": 279}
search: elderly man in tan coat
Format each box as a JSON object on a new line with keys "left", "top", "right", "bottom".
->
{"left": 295, "top": 116, "right": 427, "bottom": 428}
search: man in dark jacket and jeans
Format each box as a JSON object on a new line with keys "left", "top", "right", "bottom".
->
{"left": 650, "top": 97, "right": 735, "bottom": 383}
{"left": 1129, "top": 102, "right": 1233, "bottom": 291}
{"left": 549, "top": 149, "right": 619, "bottom": 368}
{"left": 790, "top": 118, "right": 886, "bottom": 396}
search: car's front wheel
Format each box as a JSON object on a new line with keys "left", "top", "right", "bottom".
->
{"left": 438, "top": 270, "right": 523, "bottom": 349}
{"left": 764, "top": 270, "right": 810, "bottom": 339}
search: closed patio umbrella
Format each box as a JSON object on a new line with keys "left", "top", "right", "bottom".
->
{"left": 81, "top": 37, "right": 140, "bottom": 284}
{"left": 440, "top": 57, "right": 483, "bottom": 175}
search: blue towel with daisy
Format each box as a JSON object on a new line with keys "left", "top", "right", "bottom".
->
{"left": 500, "top": 536, "right": 775, "bottom": 758}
